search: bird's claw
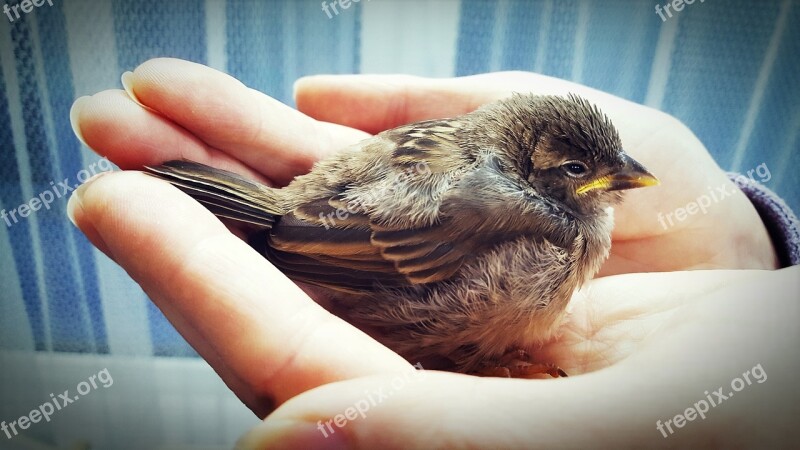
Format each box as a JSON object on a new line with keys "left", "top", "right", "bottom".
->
{"left": 473, "top": 348, "right": 567, "bottom": 378}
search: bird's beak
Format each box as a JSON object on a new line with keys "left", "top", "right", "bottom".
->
{"left": 576, "top": 156, "right": 659, "bottom": 195}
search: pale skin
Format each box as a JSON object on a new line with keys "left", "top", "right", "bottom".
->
{"left": 68, "top": 58, "right": 798, "bottom": 448}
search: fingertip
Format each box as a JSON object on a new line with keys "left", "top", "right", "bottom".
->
{"left": 70, "top": 95, "right": 94, "bottom": 150}
{"left": 294, "top": 74, "right": 407, "bottom": 133}
{"left": 67, "top": 171, "right": 118, "bottom": 257}
{"left": 293, "top": 75, "right": 341, "bottom": 116}
{"left": 69, "top": 89, "right": 233, "bottom": 173}
{"left": 292, "top": 76, "right": 318, "bottom": 104}
{"left": 121, "top": 70, "right": 156, "bottom": 113}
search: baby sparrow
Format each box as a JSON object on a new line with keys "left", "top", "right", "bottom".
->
{"left": 146, "top": 93, "right": 658, "bottom": 377}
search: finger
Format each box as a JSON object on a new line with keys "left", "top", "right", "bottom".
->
{"left": 293, "top": 74, "right": 477, "bottom": 134}
{"left": 70, "top": 90, "right": 271, "bottom": 184}
{"left": 67, "top": 171, "right": 410, "bottom": 417}
{"left": 294, "top": 73, "right": 499, "bottom": 134}
{"left": 236, "top": 370, "right": 660, "bottom": 448}
{"left": 117, "top": 58, "right": 370, "bottom": 184}
{"left": 294, "top": 72, "right": 648, "bottom": 135}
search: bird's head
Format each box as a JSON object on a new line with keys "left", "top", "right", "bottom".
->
{"left": 487, "top": 93, "right": 659, "bottom": 215}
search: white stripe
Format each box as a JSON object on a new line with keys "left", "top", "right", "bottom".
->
{"left": 533, "top": 0, "right": 553, "bottom": 73}
{"left": 205, "top": 0, "right": 227, "bottom": 72}
{"left": 336, "top": 0, "right": 359, "bottom": 73}
{"left": 644, "top": 13, "right": 679, "bottom": 109}
{"left": 729, "top": 0, "right": 791, "bottom": 172}
{"left": 64, "top": 0, "right": 154, "bottom": 356}
{"left": 570, "top": 0, "right": 590, "bottom": 83}
{"left": 0, "top": 16, "right": 53, "bottom": 351}
{"left": 360, "top": 0, "right": 460, "bottom": 76}
{"left": 488, "top": 0, "right": 509, "bottom": 72}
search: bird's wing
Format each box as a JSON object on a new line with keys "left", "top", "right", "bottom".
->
{"left": 263, "top": 118, "right": 484, "bottom": 292}
{"left": 265, "top": 119, "right": 572, "bottom": 293}
{"left": 266, "top": 209, "right": 488, "bottom": 293}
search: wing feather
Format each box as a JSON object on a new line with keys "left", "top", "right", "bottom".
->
{"left": 261, "top": 119, "right": 487, "bottom": 291}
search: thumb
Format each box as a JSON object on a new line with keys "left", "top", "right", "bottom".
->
{"left": 292, "top": 72, "right": 626, "bottom": 135}
{"left": 235, "top": 368, "right": 658, "bottom": 449}
{"left": 293, "top": 74, "right": 507, "bottom": 134}
{"left": 236, "top": 371, "right": 525, "bottom": 449}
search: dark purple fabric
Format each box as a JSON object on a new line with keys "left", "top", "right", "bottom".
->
{"left": 729, "top": 173, "right": 800, "bottom": 267}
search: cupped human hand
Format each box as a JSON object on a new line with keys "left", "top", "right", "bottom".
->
{"left": 68, "top": 58, "right": 791, "bottom": 447}
{"left": 67, "top": 170, "right": 799, "bottom": 448}
{"left": 237, "top": 267, "right": 799, "bottom": 449}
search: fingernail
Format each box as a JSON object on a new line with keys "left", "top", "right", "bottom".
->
{"left": 121, "top": 71, "right": 155, "bottom": 112}
{"left": 237, "top": 420, "right": 349, "bottom": 450}
{"left": 292, "top": 76, "right": 325, "bottom": 103}
{"left": 69, "top": 96, "right": 92, "bottom": 148}
{"left": 67, "top": 172, "right": 115, "bottom": 258}
{"left": 120, "top": 71, "right": 138, "bottom": 102}
{"left": 292, "top": 78, "right": 306, "bottom": 103}
{"left": 67, "top": 172, "right": 108, "bottom": 227}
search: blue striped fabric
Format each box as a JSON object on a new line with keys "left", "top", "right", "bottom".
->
{"left": 8, "top": 14, "right": 102, "bottom": 354}
{"left": 661, "top": 0, "right": 782, "bottom": 167}
{"left": 0, "top": 0, "right": 797, "bottom": 358}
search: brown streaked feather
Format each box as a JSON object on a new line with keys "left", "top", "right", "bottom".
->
{"left": 144, "top": 160, "right": 280, "bottom": 227}
{"left": 268, "top": 215, "right": 378, "bottom": 257}
{"left": 146, "top": 161, "right": 281, "bottom": 211}
{"left": 266, "top": 215, "right": 471, "bottom": 289}
{"left": 403, "top": 258, "right": 465, "bottom": 284}
{"left": 368, "top": 221, "right": 477, "bottom": 284}
{"left": 292, "top": 197, "right": 339, "bottom": 222}
{"left": 267, "top": 209, "right": 494, "bottom": 289}
{"left": 253, "top": 118, "right": 486, "bottom": 290}
{"left": 264, "top": 246, "right": 412, "bottom": 294}
{"left": 265, "top": 245, "right": 395, "bottom": 274}
{"left": 385, "top": 119, "right": 465, "bottom": 171}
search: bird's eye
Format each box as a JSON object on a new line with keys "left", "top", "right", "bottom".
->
{"left": 562, "top": 161, "right": 589, "bottom": 178}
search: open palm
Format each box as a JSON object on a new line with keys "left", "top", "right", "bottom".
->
{"left": 69, "top": 59, "right": 791, "bottom": 448}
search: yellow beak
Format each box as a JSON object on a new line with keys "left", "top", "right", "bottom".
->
{"left": 576, "top": 156, "right": 659, "bottom": 195}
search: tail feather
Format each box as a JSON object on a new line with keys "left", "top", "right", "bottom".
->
{"left": 144, "top": 160, "right": 282, "bottom": 228}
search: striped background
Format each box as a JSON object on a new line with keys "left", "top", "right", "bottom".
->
{"left": 0, "top": 0, "right": 797, "bottom": 447}
{"left": 0, "top": 0, "right": 797, "bottom": 386}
